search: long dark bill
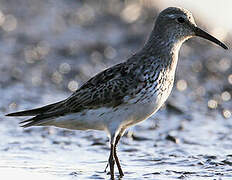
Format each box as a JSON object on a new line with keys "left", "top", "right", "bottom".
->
{"left": 195, "top": 27, "right": 228, "bottom": 50}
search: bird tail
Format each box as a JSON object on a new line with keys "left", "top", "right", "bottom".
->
{"left": 19, "top": 109, "right": 68, "bottom": 128}
{"left": 6, "top": 100, "right": 68, "bottom": 128}
{"left": 6, "top": 101, "right": 63, "bottom": 116}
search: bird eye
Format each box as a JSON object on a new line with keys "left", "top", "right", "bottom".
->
{"left": 177, "top": 17, "right": 185, "bottom": 23}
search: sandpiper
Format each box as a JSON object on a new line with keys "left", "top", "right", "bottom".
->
{"left": 6, "top": 7, "right": 228, "bottom": 179}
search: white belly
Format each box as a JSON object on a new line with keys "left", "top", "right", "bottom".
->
{"left": 50, "top": 89, "right": 170, "bottom": 135}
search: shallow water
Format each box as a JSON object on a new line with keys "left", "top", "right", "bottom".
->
{"left": 0, "top": 0, "right": 231, "bottom": 180}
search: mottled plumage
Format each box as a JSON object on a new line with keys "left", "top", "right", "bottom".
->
{"left": 6, "top": 7, "right": 227, "bottom": 180}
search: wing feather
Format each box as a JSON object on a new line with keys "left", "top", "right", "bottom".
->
{"left": 7, "top": 60, "right": 145, "bottom": 127}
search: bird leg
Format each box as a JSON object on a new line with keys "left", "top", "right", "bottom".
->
{"left": 109, "top": 143, "right": 115, "bottom": 180}
{"left": 114, "top": 135, "right": 124, "bottom": 177}
{"left": 104, "top": 135, "right": 124, "bottom": 178}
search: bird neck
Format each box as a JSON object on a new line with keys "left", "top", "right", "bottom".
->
{"left": 142, "top": 30, "right": 186, "bottom": 73}
{"left": 144, "top": 29, "right": 184, "bottom": 55}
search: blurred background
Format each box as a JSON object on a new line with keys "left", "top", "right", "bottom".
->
{"left": 0, "top": 0, "right": 231, "bottom": 179}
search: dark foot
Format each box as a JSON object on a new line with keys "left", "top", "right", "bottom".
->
{"left": 105, "top": 135, "right": 124, "bottom": 179}
{"left": 114, "top": 135, "right": 124, "bottom": 177}
{"left": 104, "top": 163, "right": 108, "bottom": 173}
{"left": 109, "top": 143, "right": 115, "bottom": 180}
{"left": 104, "top": 157, "right": 124, "bottom": 177}
{"left": 114, "top": 149, "right": 124, "bottom": 177}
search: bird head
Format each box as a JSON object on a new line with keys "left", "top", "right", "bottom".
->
{"left": 154, "top": 7, "right": 228, "bottom": 50}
